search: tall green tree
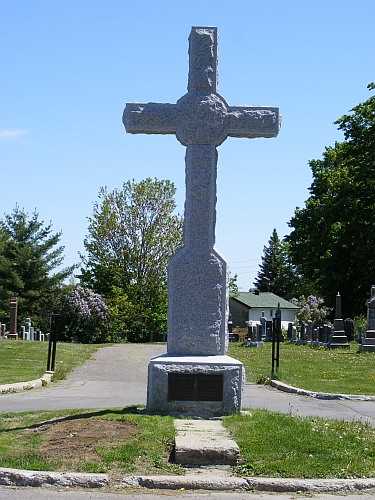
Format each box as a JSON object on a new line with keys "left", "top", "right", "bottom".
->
{"left": 0, "top": 206, "right": 75, "bottom": 330}
{"left": 253, "top": 228, "right": 299, "bottom": 299}
{"left": 286, "top": 84, "right": 375, "bottom": 317}
{"left": 79, "top": 178, "right": 183, "bottom": 341}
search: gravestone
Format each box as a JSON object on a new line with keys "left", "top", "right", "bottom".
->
{"left": 306, "top": 320, "right": 313, "bottom": 342}
{"left": 24, "top": 317, "right": 31, "bottom": 341}
{"left": 328, "top": 292, "right": 350, "bottom": 348}
{"left": 323, "top": 324, "right": 332, "bottom": 343}
{"left": 292, "top": 325, "right": 297, "bottom": 342}
{"left": 123, "top": 27, "right": 280, "bottom": 415}
{"left": 357, "top": 326, "right": 363, "bottom": 343}
{"left": 259, "top": 311, "right": 267, "bottom": 339}
{"left": 362, "top": 286, "right": 375, "bottom": 352}
{"left": 286, "top": 322, "right": 293, "bottom": 340}
{"left": 312, "top": 328, "right": 318, "bottom": 343}
{"left": 344, "top": 318, "right": 354, "bottom": 342}
{"left": 300, "top": 323, "right": 305, "bottom": 341}
{"left": 265, "top": 320, "right": 273, "bottom": 341}
{"left": 8, "top": 297, "right": 18, "bottom": 339}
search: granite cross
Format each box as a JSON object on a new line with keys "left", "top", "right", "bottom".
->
{"left": 123, "top": 27, "right": 281, "bottom": 356}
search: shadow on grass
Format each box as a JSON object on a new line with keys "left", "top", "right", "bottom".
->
{"left": 1, "top": 405, "right": 144, "bottom": 433}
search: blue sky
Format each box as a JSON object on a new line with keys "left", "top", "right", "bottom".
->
{"left": 1, "top": 0, "right": 374, "bottom": 291}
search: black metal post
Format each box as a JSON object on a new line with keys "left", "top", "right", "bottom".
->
{"left": 271, "top": 320, "right": 276, "bottom": 378}
{"left": 271, "top": 303, "right": 281, "bottom": 378}
{"left": 47, "top": 313, "right": 59, "bottom": 372}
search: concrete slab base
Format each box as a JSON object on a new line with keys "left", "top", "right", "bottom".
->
{"left": 146, "top": 354, "right": 245, "bottom": 416}
{"left": 174, "top": 419, "right": 239, "bottom": 465}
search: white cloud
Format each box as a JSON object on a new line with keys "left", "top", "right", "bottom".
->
{"left": 0, "top": 129, "right": 28, "bottom": 139}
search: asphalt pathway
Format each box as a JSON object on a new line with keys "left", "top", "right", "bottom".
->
{"left": 1, "top": 343, "right": 375, "bottom": 427}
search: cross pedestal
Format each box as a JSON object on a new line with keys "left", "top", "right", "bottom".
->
{"left": 123, "top": 27, "right": 280, "bottom": 416}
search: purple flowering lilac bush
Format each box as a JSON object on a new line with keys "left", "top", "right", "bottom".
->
{"left": 290, "top": 295, "right": 331, "bottom": 324}
{"left": 59, "top": 285, "right": 109, "bottom": 343}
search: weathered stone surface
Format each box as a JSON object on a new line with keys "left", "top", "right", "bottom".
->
{"left": 147, "top": 355, "right": 244, "bottom": 416}
{"left": 174, "top": 419, "right": 239, "bottom": 465}
{"left": 136, "top": 475, "right": 249, "bottom": 490}
{"left": 0, "top": 467, "right": 107, "bottom": 488}
{"left": 122, "top": 474, "right": 375, "bottom": 492}
{"left": 0, "top": 372, "right": 53, "bottom": 394}
{"left": 123, "top": 26, "right": 280, "bottom": 415}
{"left": 124, "top": 96, "right": 279, "bottom": 147}
{"left": 246, "top": 477, "right": 375, "bottom": 493}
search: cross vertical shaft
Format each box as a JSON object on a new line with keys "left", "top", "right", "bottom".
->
{"left": 188, "top": 27, "right": 218, "bottom": 93}
{"left": 184, "top": 145, "right": 217, "bottom": 251}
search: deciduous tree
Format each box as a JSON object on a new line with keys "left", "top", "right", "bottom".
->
{"left": 80, "top": 178, "right": 183, "bottom": 341}
{"left": 287, "top": 84, "right": 375, "bottom": 317}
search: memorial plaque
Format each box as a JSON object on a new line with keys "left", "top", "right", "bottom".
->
{"left": 168, "top": 373, "right": 223, "bottom": 401}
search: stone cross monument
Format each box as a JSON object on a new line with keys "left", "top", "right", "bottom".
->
{"left": 123, "top": 27, "right": 281, "bottom": 416}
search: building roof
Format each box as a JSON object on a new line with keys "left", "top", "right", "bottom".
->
{"left": 232, "top": 292, "right": 299, "bottom": 311}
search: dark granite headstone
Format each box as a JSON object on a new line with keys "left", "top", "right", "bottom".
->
{"left": 328, "top": 292, "right": 350, "bottom": 348}
{"left": 344, "top": 318, "right": 354, "bottom": 342}
{"left": 8, "top": 297, "right": 18, "bottom": 340}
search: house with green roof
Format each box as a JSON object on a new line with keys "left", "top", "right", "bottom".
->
{"left": 229, "top": 291, "right": 300, "bottom": 328}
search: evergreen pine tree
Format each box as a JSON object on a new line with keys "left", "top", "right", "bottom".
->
{"left": 0, "top": 206, "right": 75, "bottom": 330}
{"left": 253, "top": 228, "right": 297, "bottom": 298}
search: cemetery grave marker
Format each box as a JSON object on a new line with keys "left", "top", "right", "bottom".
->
{"left": 362, "top": 285, "right": 375, "bottom": 352}
{"left": 123, "top": 27, "right": 280, "bottom": 415}
{"left": 8, "top": 297, "right": 18, "bottom": 340}
{"left": 328, "top": 292, "right": 350, "bottom": 348}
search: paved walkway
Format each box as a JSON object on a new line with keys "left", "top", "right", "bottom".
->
{"left": 1, "top": 343, "right": 375, "bottom": 427}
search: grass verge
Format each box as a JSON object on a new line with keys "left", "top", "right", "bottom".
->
{"left": 224, "top": 409, "right": 375, "bottom": 479}
{"left": 0, "top": 341, "right": 102, "bottom": 385}
{"left": 228, "top": 341, "right": 375, "bottom": 395}
{"left": 0, "top": 407, "right": 182, "bottom": 476}
{"left": 1, "top": 407, "right": 374, "bottom": 479}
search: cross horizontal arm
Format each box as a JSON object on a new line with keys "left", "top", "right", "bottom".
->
{"left": 226, "top": 106, "right": 281, "bottom": 139}
{"left": 123, "top": 102, "right": 178, "bottom": 135}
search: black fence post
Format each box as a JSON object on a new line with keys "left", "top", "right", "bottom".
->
{"left": 46, "top": 313, "right": 59, "bottom": 372}
{"left": 271, "top": 303, "right": 281, "bottom": 378}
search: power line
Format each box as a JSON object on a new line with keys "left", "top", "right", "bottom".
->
{"left": 229, "top": 264, "right": 259, "bottom": 270}
{"left": 228, "top": 258, "right": 260, "bottom": 264}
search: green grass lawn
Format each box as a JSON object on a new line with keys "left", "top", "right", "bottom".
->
{"left": 224, "top": 409, "right": 375, "bottom": 479}
{"left": 0, "top": 406, "right": 374, "bottom": 479}
{"left": 0, "top": 340, "right": 101, "bottom": 385}
{"left": 228, "top": 341, "right": 375, "bottom": 395}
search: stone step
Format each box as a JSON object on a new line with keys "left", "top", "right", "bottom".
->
{"left": 174, "top": 419, "right": 239, "bottom": 466}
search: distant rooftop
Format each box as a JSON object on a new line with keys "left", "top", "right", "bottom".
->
{"left": 232, "top": 291, "right": 299, "bottom": 310}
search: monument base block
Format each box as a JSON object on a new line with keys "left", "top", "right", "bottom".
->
{"left": 146, "top": 354, "right": 245, "bottom": 417}
{"left": 328, "top": 330, "right": 350, "bottom": 348}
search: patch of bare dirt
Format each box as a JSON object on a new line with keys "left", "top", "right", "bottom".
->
{"left": 29, "top": 417, "right": 139, "bottom": 470}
